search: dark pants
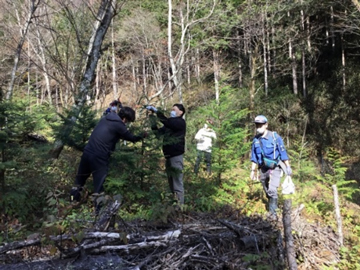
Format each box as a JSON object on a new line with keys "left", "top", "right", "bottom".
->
{"left": 75, "top": 152, "right": 109, "bottom": 194}
{"left": 194, "top": 150, "right": 212, "bottom": 174}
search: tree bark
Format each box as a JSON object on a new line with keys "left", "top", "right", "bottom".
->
{"left": 213, "top": 48, "right": 220, "bottom": 104}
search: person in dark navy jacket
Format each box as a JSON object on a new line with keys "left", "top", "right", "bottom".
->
{"left": 146, "top": 104, "right": 186, "bottom": 205}
{"left": 70, "top": 106, "right": 145, "bottom": 205}
{"left": 250, "top": 115, "right": 292, "bottom": 218}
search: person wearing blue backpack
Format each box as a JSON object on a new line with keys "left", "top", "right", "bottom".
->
{"left": 250, "top": 115, "right": 292, "bottom": 219}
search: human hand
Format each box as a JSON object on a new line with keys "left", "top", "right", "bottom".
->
{"left": 250, "top": 170, "right": 256, "bottom": 181}
{"left": 286, "top": 166, "right": 292, "bottom": 176}
{"left": 146, "top": 105, "right": 157, "bottom": 112}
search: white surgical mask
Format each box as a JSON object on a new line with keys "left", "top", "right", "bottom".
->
{"left": 111, "top": 106, "right": 117, "bottom": 112}
{"left": 170, "top": 111, "right": 177, "bottom": 117}
{"left": 256, "top": 127, "right": 266, "bottom": 134}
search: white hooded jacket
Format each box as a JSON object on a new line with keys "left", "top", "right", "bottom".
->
{"left": 195, "top": 125, "right": 217, "bottom": 152}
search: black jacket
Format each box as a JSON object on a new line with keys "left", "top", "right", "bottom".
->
{"left": 84, "top": 112, "right": 142, "bottom": 159}
{"left": 151, "top": 111, "right": 186, "bottom": 158}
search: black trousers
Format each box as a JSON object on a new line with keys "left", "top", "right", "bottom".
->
{"left": 75, "top": 152, "right": 109, "bottom": 194}
{"left": 194, "top": 150, "right": 212, "bottom": 174}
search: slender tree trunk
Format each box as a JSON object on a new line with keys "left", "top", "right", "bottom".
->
{"left": 95, "top": 63, "right": 101, "bottom": 110}
{"left": 249, "top": 49, "right": 257, "bottom": 117}
{"left": 111, "top": 20, "right": 118, "bottom": 99}
{"left": 341, "top": 33, "right": 346, "bottom": 90}
{"left": 237, "top": 32, "right": 243, "bottom": 88}
{"left": 27, "top": 36, "right": 31, "bottom": 108}
{"left": 332, "top": 185, "right": 344, "bottom": 246}
{"left": 300, "top": 2, "right": 307, "bottom": 97}
{"left": 32, "top": 17, "right": 52, "bottom": 106}
{"left": 289, "top": 39, "right": 298, "bottom": 95}
{"left": 167, "top": 0, "right": 182, "bottom": 103}
{"left": 262, "top": 13, "right": 268, "bottom": 96}
{"left": 132, "top": 57, "right": 137, "bottom": 94}
{"left": 186, "top": 55, "right": 191, "bottom": 85}
{"left": 330, "top": 6, "right": 335, "bottom": 49}
{"left": 6, "top": 0, "right": 40, "bottom": 101}
{"left": 142, "top": 53, "right": 147, "bottom": 96}
{"left": 302, "top": 51, "right": 306, "bottom": 97}
{"left": 195, "top": 48, "right": 201, "bottom": 84}
{"left": 213, "top": 49, "right": 220, "bottom": 104}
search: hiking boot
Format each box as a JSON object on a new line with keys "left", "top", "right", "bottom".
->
{"left": 70, "top": 186, "right": 83, "bottom": 202}
{"left": 265, "top": 212, "right": 278, "bottom": 222}
{"left": 268, "top": 198, "right": 278, "bottom": 215}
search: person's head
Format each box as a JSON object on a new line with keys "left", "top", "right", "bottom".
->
{"left": 110, "top": 100, "right": 121, "bottom": 112}
{"left": 171, "top": 104, "right": 186, "bottom": 117}
{"left": 253, "top": 115, "right": 268, "bottom": 135}
{"left": 118, "top": 106, "right": 136, "bottom": 123}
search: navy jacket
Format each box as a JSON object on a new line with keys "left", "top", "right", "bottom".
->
{"left": 151, "top": 111, "right": 186, "bottom": 158}
{"left": 84, "top": 112, "right": 142, "bottom": 159}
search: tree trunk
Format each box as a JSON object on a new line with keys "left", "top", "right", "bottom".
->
{"left": 167, "top": 0, "right": 216, "bottom": 104}
{"left": 332, "top": 185, "right": 344, "bottom": 246}
{"left": 6, "top": 0, "right": 40, "bottom": 101}
{"left": 262, "top": 12, "right": 268, "bottom": 96}
{"left": 249, "top": 48, "right": 257, "bottom": 118}
{"left": 213, "top": 49, "right": 220, "bottom": 104}
{"left": 341, "top": 33, "right": 346, "bottom": 90}
{"left": 195, "top": 48, "right": 201, "bottom": 84}
{"left": 289, "top": 39, "right": 298, "bottom": 95}
{"left": 300, "top": 3, "right": 307, "bottom": 97}
{"left": 49, "top": 0, "right": 121, "bottom": 159}
{"left": 111, "top": 20, "right": 118, "bottom": 99}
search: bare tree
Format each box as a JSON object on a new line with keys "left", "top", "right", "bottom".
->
{"left": 166, "top": 0, "right": 217, "bottom": 103}
{"left": 6, "top": 0, "right": 41, "bottom": 101}
{"left": 50, "top": 0, "right": 126, "bottom": 159}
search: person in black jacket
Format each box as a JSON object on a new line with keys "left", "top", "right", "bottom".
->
{"left": 146, "top": 104, "right": 186, "bottom": 204}
{"left": 70, "top": 106, "right": 145, "bottom": 205}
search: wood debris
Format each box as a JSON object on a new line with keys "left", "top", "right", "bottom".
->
{"left": 0, "top": 200, "right": 342, "bottom": 270}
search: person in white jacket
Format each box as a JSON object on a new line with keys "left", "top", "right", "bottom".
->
{"left": 194, "top": 121, "right": 217, "bottom": 175}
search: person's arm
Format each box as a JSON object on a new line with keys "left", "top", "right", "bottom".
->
{"left": 157, "top": 111, "right": 185, "bottom": 131}
{"left": 274, "top": 133, "right": 292, "bottom": 174}
{"left": 195, "top": 129, "right": 203, "bottom": 141}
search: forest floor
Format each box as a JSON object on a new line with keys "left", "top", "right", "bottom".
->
{"left": 0, "top": 200, "right": 343, "bottom": 270}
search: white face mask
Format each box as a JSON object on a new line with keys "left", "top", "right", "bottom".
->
{"left": 170, "top": 111, "right": 177, "bottom": 117}
{"left": 256, "top": 127, "right": 266, "bottom": 134}
{"left": 111, "top": 106, "right": 117, "bottom": 112}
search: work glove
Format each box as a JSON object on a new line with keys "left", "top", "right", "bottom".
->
{"left": 146, "top": 105, "right": 157, "bottom": 112}
{"left": 286, "top": 166, "right": 292, "bottom": 176}
{"left": 250, "top": 170, "right": 256, "bottom": 181}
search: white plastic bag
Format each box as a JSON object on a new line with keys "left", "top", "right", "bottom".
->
{"left": 282, "top": 175, "right": 295, "bottom": 195}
